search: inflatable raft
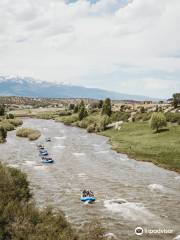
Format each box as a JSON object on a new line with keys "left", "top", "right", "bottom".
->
{"left": 80, "top": 196, "right": 96, "bottom": 202}
{"left": 41, "top": 157, "right": 54, "bottom": 163}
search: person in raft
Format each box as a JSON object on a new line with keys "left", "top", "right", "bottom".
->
{"left": 82, "top": 190, "right": 94, "bottom": 197}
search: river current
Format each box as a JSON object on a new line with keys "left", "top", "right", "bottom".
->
{"left": 0, "top": 118, "right": 180, "bottom": 240}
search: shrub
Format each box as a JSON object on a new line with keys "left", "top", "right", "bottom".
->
{"left": 134, "top": 113, "right": 152, "bottom": 122}
{"left": 150, "top": 112, "right": 167, "bottom": 132}
{"left": 0, "top": 121, "right": 15, "bottom": 131}
{"left": 99, "top": 115, "right": 110, "bottom": 131}
{"left": 165, "top": 112, "right": 180, "bottom": 123}
{"left": 16, "top": 128, "right": 41, "bottom": 141}
{"left": 110, "top": 112, "right": 130, "bottom": 122}
{"left": 36, "top": 112, "right": 57, "bottom": 120}
{"left": 58, "top": 111, "right": 72, "bottom": 116}
{"left": 56, "top": 114, "right": 79, "bottom": 125}
{"left": 0, "top": 163, "right": 77, "bottom": 240}
{"left": 87, "top": 124, "right": 96, "bottom": 133}
{"left": 6, "top": 113, "right": 15, "bottom": 119}
{"left": 8, "top": 118, "right": 23, "bottom": 127}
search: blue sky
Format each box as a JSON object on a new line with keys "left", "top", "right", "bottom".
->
{"left": 0, "top": 0, "right": 180, "bottom": 98}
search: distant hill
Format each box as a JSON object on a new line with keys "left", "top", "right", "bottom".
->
{"left": 0, "top": 76, "right": 158, "bottom": 101}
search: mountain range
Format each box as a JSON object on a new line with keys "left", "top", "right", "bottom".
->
{"left": 0, "top": 76, "right": 158, "bottom": 101}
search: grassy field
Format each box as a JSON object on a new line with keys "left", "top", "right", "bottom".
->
{"left": 100, "top": 122, "right": 180, "bottom": 172}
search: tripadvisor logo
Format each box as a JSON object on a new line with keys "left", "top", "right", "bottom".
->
{"left": 135, "top": 227, "right": 144, "bottom": 236}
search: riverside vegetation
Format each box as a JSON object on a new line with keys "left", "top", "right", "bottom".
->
{"left": 16, "top": 128, "right": 41, "bottom": 141}
{"left": 0, "top": 162, "right": 106, "bottom": 240}
{"left": 53, "top": 96, "right": 180, "bottom": 172}
{"left": 0, "top": 105, "right": 23, "bottom": 143}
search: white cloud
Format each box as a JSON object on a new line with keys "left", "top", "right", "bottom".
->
{"left": 0, "top": 0, "right": 180, "bottom": 97}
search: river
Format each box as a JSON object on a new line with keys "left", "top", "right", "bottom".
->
{"left": 0, "top": 118, "right": 180, "bottom": 240}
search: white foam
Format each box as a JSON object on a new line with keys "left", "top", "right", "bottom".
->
{"left": 53, "top": 145, "right": 66, "bottom": 149}
{"left": 148, "top": 184, "right": 165, "bottom": 192}
{"left": 104, "top": 233, "right": 117, "bottom": 239}
{"left": 174, "top": 235, "right": 180, "bottom": 240}
{"left": 78, "top": 173, "right": 86, "bottom": 177}
{"left": 34, "top": 165, "right": 45, "bottom": 170}
{"left": 54, "top": 136, "right": 66, "bottom": 140}
{"left": 72, "top": 152, "right": 85, "bottom": 156}
{"left": 96, "top": 150, "right": 109, "bottom": 154}
{"left": 104, "top": 199, "right": 157, "bottom": 224}
{"left": 24, "top": 160, "right": 35, "bottom": 166}
{"left": 174, "top": 176, "right": 180, "bottom": 180}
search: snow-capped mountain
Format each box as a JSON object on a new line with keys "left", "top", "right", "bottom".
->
{"left": 0, "top": 75, "right": 157, "bottom": 101}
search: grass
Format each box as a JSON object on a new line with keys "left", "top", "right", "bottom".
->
{"left": 16, "top": 128, "right": 41, "bottom": 141}
{"left": 100, "top": 122, "right": 180, "bottom": 172}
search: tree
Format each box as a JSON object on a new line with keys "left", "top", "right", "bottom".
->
{"left": 0, "top": 126, "right": 7, "bottom": 141}
{"left": 73, "top": 105, "right": 79, "bottom": 113}
{"left": 68, "top": 103, "right": 75, "bottom": 110}
{"left": 98, "top": 100, "right": 103, "bottom": 109}
{"left": 140, "top": 106, "right": 145, "bottom": 113}
{"left": 150, "top": 112, "right": 167, "bottom": 133}
{"left": 78, "top": 100, "right": 88, "bottom": 120}
{"left": 0, "top": 104, "right": 5, "bottom": 116}
{"left": 173, "top": 93, "right": 180, "bottom": 108}
{"left": 102, "top": 98, "right": 112, "bottom": 116}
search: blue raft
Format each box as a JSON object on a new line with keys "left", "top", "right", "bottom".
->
{"left": 80, "top": 196, "right": 96, "bottom": 202}
{"left": 41, "top": 157, "right": 54, "bottom": 163}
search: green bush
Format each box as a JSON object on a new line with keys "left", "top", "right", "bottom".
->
{"left": 0, "top": 121, "right": 15, "bottom": 131}
{"left": 99, "top": 115, "right": 110, "bottom": 131}
{"left": 8, "top": 118, "right": 23, "bottom": 127}
{"left": 87, "top": 124, "right": 96, "bottom": 133}
{"left": 150, "top": 112, "right": 167, "bottom": 132}
{"left": 0, "top": 163, "right": 77, "bottom": 240}
{"left": 110, "top": 112, "right": 130, "bottom": 122}
{"left": 134, "top": 112, "right": 152, "bottom": 122}
{"left": 165, "top": 112, "right": 180, "bottom": 123}
{"left": 6, "top": 113, "right": 15, "bottom": 119}
{"left": 56, "top": 114, "right": 79, "bottom": 125}
{"left": 16, "top": 128, "right": 41, "bottom": 141}
{"left": 36, "top": 112, "right": 58, "bottom": 120}
{"left": 58, "top": 111, "right": 72, "bottom": 116}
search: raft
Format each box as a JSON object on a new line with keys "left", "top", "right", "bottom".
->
{"left": 80, "top": 196, "right": 96, "bottom": 202}
{"left": 41, "top": 158, "right": 54, "bottom": 163}
{"left": 39, "top": 150, "right": 48, "bottom": 156}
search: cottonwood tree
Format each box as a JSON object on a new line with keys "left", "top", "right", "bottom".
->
{"left": 150, "top": 112, "right": 167, "bottom": 133}
{"left": 0, "top": 104, "right": 5, "bottom": 116}
{"left": 173, "top": 93, "right": 180, "bottom": 108}
{"left": 102, "top": 98, "right": 112, "bottom": 116}
{"left": 78, "top": 100, "right": 88, "bottom": 120}
{"left": 0, "top": 126, "right": 7, "bottom": 141}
